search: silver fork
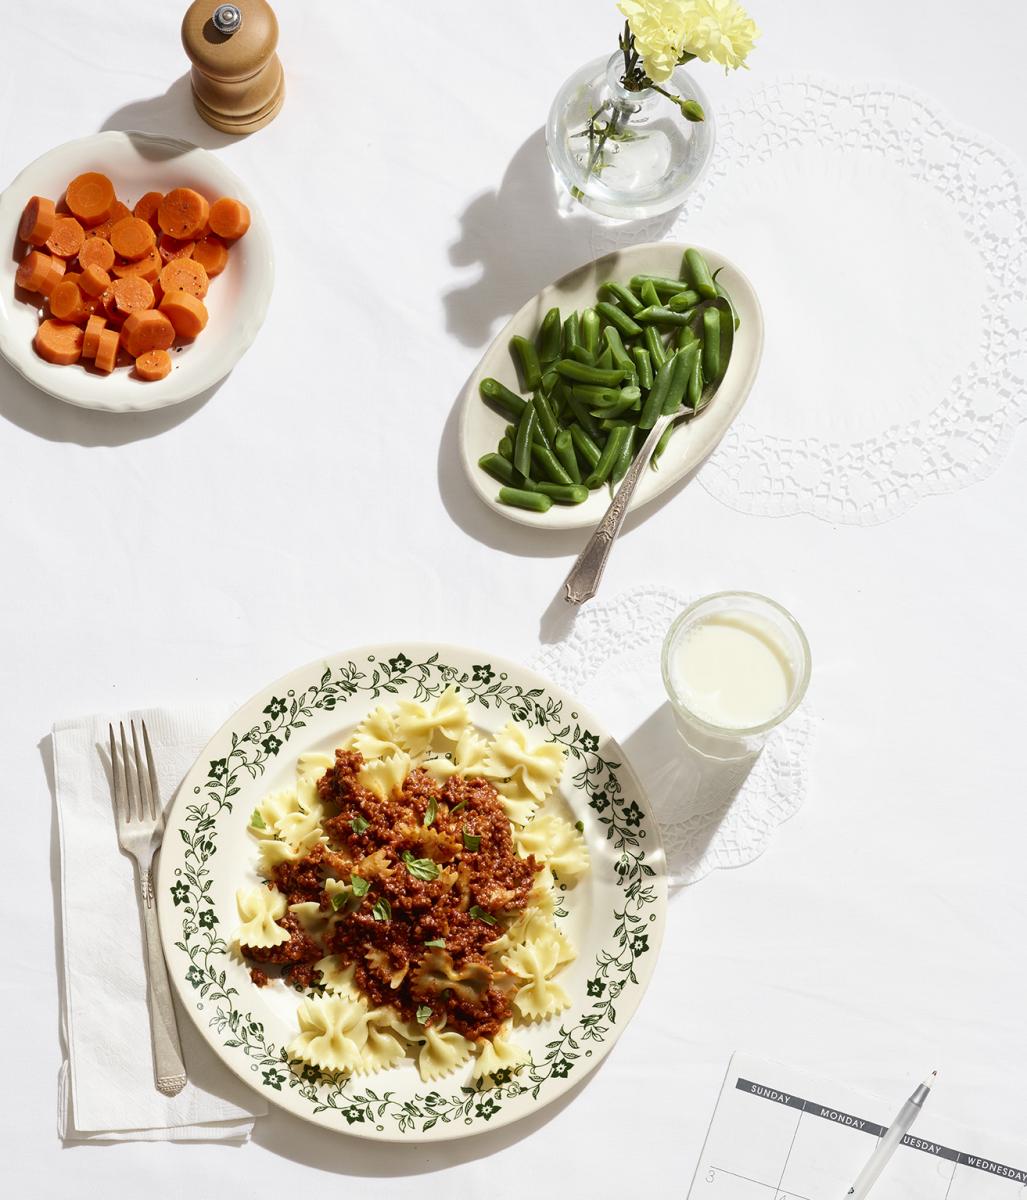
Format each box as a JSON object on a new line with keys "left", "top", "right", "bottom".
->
{"left": 109, "top": 720, "right": 188, "bottom": 1097}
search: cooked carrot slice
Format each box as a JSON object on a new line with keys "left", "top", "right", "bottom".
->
{"left": 45, "top": 216, "right": 85, "bottom": 259}
{"left": 112, "top": 246, "right": 161, "bottom": 283}
{"left": 78, "top": 236, "right": 115, "bottom": 272}
{"left": 208, "top": 196, "right": 250, "bottom": 240}
{"left": 111, "top": 217, "right": 156, "bottom": 261}
{"left": 16, "top": 250, "right": 55, "bottom": 293}
{"left": 157, "top": 188, "right": 210, "bottom": 239}
{"left": 41, "top": 256, "right": 67, "bottom": 295}
{"left": 158, "top": 234, "right": 195, "bottom": 263}
{"left": 93, "top": 327, "right": 121, "bottom": 373}
{"left": 19, "top": 196, "right": 57, "bottom": 246}
{"left": 88, "top": 201, "right": 132, "bottom": 241}
{"left": 49, "top": 279, "right": 89, "bottom": 323}
{"left": 133, "top": 191, "right": 163, "bottom": 231}
{"left": 79, "top": 264, "right": 111, "bottom": 297}
{"left": 160, "top": 290, "right": 208, "bottom": 339}
{"left": 121, "top": 309, "right": 175, "bottom": 357}
{"left": 82, "top": 314, "right": 107, "bottom": 358}
{"left": 135, "top": 349, "right": 172, "bottom": 381}
{"left": 65, "top": 173, "right": 115, "bottom": 226}
{"left": 111, "top": 275, "right": 155, "bottom": 315}
{"left": 35, "top": 318, "right": 84, "bottom": 365}
{"left": 158, "top": 257, "right": 209, "bottom": 300}
{"left": 191, "top": 236, "right": 228, "bottom": 277}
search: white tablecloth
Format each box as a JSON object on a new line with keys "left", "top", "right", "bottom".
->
{"left": 4, "top": 1, "right": 1026, "bottom": 1194}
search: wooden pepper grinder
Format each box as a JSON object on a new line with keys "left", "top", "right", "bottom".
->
{"left": 182, "top": 0, "right": 284, "bottom": 134}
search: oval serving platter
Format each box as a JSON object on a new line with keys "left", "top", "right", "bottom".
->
{"left": 459, "top": 242, "right": 763, "bottom": 530}
{"left": 0, "top": 130, "right": 273, "bottom": 413}
{"left": 156, "top": 644, "right": 667, "bottom": 1142}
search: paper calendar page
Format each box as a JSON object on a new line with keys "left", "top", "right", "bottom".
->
{"left": 689, "top": 1054, "right": 1027, "bottom": 1200}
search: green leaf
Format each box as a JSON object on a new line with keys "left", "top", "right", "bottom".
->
{"left": 402, "top": 851, "right": 440, "bottom": 882}
{"left": 350, "top": 815, "right": 370, "bottom": 834}
{"left": 350, "top": 874, "right": 370, "bottom": 896}
{"left": 424, "top": 937, "right": 445, "bottom": 948}
{"left": 469, "top": 905, "right": 497, "bottom": 926}
{"left": 416, "top": 1004, "right": 432, "bottom": 1025}
{"left": 462, "top": 829, "right": 481, "bottom": 852}
{"left": 371, "top": 897, "right": 392, "bottom": 922}
{"left": 424, "top": 796, "right": 437, "bottom": 827}
{"left": 574, "top": 820, "right": 584, "bottom": 833}
{"left": 451, "top": 800, "right": 467, "bottom": 815}
{"left": 250, "top": 809, "right": 266, "bottom": 830}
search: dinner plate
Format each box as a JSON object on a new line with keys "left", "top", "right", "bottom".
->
{"left": 157, "top": 645, "right": 666, "bottom": 1141}
{"left": 0, "top": 130, "right": 273, "bottom": 412}
{"left": 459, "top": 242, "right": 763, "bottom": 530}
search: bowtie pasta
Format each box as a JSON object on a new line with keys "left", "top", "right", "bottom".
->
{"left": 233, "top": 687, "right": 590, "bottom": 1088}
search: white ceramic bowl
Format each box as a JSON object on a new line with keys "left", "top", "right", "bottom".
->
{"left": 0, "top": 130, "right": 273, "bottom": 412}
{"left": 459, "top": 243, "right": 763, "bottom": 530}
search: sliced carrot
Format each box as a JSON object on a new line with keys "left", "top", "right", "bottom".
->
{"left": 19, "top": 196, "right": 57, "bottom": 246}
{"left": 45, "top": 216, "right": 85, "bottom": 259}
{"left": 88, "top": 201, "right": 132, "bottom": 241}
{"left": 112, "top": 246, "right": 161, "bottom": 282}
{"left": 82, "top": 314, "right": 107, "bottom": 358}
{"left": 78, "top": 236, "right": 115, "bottom": 272}
{"left": 111, "top": 216, "right": 156, "bottom": 262}
{"left": 121, "top": 309, "right": 175, "bottom": 357}
{"left": 49, "top": 279, "right": 89, "bottom": 323}
{"left": 133, "top": 191, "right": 163, "bottom": 231}
{"left": 93, "top": 327, "right": 121, "bottom": 373}
{"left": 160, "top": 290, "right": 208, "bottom": 339}
{"left": 111, "top": 275, "right": 155, "bottom": 315}
{"left": 79, "top": 263, "right": 111, "bottom": 297}
{"left": 35, "top": 318, "right": 84, "bottom": 365}
{"left": 191, "top": 236, "right": 228, "bottom": 277}
{"left": 208, "top": 196, "right": 250, "bottom": 240}
{"left": 102, "top": 289, "right": 124, "bottom": 326}
{"left": 157, "top": 188, "right": 210, "bottom": 240}
{"left": 16, "top": 250, "right": 55, "bottom": 293}
{"left": 158, "top": 234, "right": 195, "bottom": 263}
{"left": 135, "top": 349, "right": 172, "bottom": 381}
{"left": 65, "top": 173, "right": 115, "bottom": 226}
{"left": 41, "top": 256, "right": 67, "bottom": 295}
{"left": 159, "top": 257, "right": 209, "bottom": 300}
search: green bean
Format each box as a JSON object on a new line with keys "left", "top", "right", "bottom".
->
{"left": 667, "top": 288, "right": 702, "bottom": 312}
{"left": 611, "top": 425, "right": 637, "bottom": 485}
{"left": 572, "top": 384, "right": 621, "bottom": 404}
{"left": 478, "top": 452, "right": 518, "bottom": 485}
{"left": 688, "top": 348, "right": 703, "bottom": 411}
{"left": 683, "top": 248, "right": 717, "bottom": 299}
{"left": 598, "top": 280, "right": 644, "bottom": 315}
{"left": 702, "top": 306, "right": 722, "bottom": 382}
{"left": 592, "top": 394, "right": 641, "bottom": 419}
{"left": 566, "top": 390, "right": 603, "bottom": 440}
{"left": 539, "top": 306, "right": 562, "bottom": 364}
{"left": 596, "top": 300, "right": 642, "bottom": 339}
{"left": 632, "top": 346, "right": 654, "bottom": 391}
{"left": 663, "top": 344, "right": 698, "bottom": 416}
{"left": 596, "top": 346, "right": 614, "bottom": 372}
{"left": 510, "top": 335, "right": 542, "bottom": 391}
{"left": 602, "top": 325, "right": 635, "bottom": 375}
{"left": 585, "top": 424, "right": 630, "bottom": 488}
{"left": 479, "top": 377, "right": 526, "bottom": 421}
{"left": 638, "top": 353, "right": 677, "bottom": 430}
{"left": 505, "top": 423, "right": 517, "bottom": 441}
{"left": 533, "top": 482, "right": 589, "bottom": 504}
{"left": 555, "top": 360, "right": 628, "bottom": 387}
{"left": 498, "top": 487, "right": 552, "bottom": 513}
{"left": 562, "top": 311, "right": 581, "bottom": 356}
{"left": 630, "top": 275, "right": 697, "bottom": 300}
{"left": 651, "top": 421, "right": 675, "bottom": 470}
{"left": 636, "top": 305, "right": 697, "bottom": 327}
{"left": 498, "top": 435, "right": 514, "bottom": 460}
{"left": 568, "top": 343, "right": 596, "bottom": 366}
{"left": 645, "top": 326, "right": 668, "bottom": 369}
{"left": 569, "top": 423, "right": 603, "bottom": 470}
{"left": 677, "top": 325, "right": 699, "bottom": 351}
{"left": 532, "top": 441, "right": 574, "bottom": 486}
{"left": 713, "top": 270, "right": 740, "bottom": 330}
{"left": 541, "top": 368, "right": 559, "bottom": 396}
{"left": 581, "top": 308, "right": 601, "bottom": 358}
{"left": 554, "top": 430, "right": 581, "bottom": 484}
{"left": 533, "top": 392, "right": 559, "bottom": 445}
{"left": 640, "top": 279, "right": 661, "bottom": 309}
{"left": 513, "top": 402, "right": 537, "bottom": 477}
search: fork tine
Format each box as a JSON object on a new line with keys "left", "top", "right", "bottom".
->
{"left": 141, "top": 720, "right": 161, "bottom": 823}
{"left": 120, "top": 721, "right": 138, "bottom": 823}
{"left": 109, "top": 722, "right": 127, "bottom": 824}
{"left": 132, "top": 720, "right": 155, "bottom": 822}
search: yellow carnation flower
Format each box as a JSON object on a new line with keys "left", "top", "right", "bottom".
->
{"left": 681, "top": 0, "right": 760, "bottom": 70}
{"left": 618, "top": 0, "right": 691, "bottom": 83}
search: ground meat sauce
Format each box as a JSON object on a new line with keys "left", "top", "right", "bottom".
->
{"left": 239, "top": 748, "right": 540, "bottom": 1041}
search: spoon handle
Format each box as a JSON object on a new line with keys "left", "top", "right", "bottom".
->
{"left": 563, "top": 411, "right": 675, "bottom": 605}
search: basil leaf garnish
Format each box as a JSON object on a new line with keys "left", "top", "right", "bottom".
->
{"left": 350, "top": 875, "right": 370, "bottom": 896}
{"left": 371, "top": 897, "right": 391, "bottom": 921}
{"left": 350, "top": 815, "right": 370, "bottom": 834}
{"left": 450, "top": 800, "right": 467, "bottom": 815}
{"left": 424, "top": 938, "right": 445, "bottom": 948}
{"left": 462, "top": 829, "right": 481, "bottom": 852}
{"left": 402, "top": 851, "right": 440, "bottom": 882}
{"left": 469, "top": 905, "right": 497, "bottom": 926}
{"left": 574, "top": 820, "right": 584, "bottom": 833}
{"left": 331, "top": 891, "right": 349, "bottom": 911}
{"left": 416, "top": 1004, "right": 432, "bottom": 1025}
{"left": 424, "top": 796, "right": 437, "bottom": 827}
{"left": 250, "top": 809, "right": 266, "bottom": 830}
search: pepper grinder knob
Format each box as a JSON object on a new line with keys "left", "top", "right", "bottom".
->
{"left": 182, "top": 0, "right": 284, "bottom": 134}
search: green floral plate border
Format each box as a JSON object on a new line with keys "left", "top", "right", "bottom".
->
{"left": 156, "top": 644, "right": 667, "bottom": 1142}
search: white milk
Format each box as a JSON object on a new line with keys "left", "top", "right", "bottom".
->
{"left": 669, "top": 612, "right": 795, "bottom": 730}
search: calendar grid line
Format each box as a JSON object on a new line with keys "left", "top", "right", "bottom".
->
{"left": 773, "top": 1109, "right": 804, "bottom": 1199}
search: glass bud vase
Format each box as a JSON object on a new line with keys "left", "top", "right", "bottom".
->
{"left": 546, "top": 52, "right": 716, "bottom": 221}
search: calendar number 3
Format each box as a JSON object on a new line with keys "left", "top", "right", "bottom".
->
{"left": 705, "top": 1170, "right": 716, "bottom": 1183}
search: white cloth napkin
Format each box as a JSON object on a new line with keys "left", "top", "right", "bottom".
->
{"left": 52, "top": 705, "right": 267, "bottom": 1142}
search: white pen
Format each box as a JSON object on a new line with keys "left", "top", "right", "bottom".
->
{"left": 844, "top": 1071, "right": 937, "bottom": 1199}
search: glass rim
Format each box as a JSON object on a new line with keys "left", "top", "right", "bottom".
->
{"left": 660, "top": 590, "right": 812, "bottom": 738}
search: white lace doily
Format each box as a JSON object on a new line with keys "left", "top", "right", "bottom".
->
{"left": 592, "top": 78, "right": 1027, "bottom": 524}
{"left": 532, "top": 586, "right": 815, "bottom": 888}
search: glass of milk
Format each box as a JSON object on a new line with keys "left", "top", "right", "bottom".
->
{"left": 661, "top": 592, "right": 811, "bottom": 759}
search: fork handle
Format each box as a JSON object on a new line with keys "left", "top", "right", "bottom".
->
{"left": 138, "top": 865, "right": 188, "bottom": 1096}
